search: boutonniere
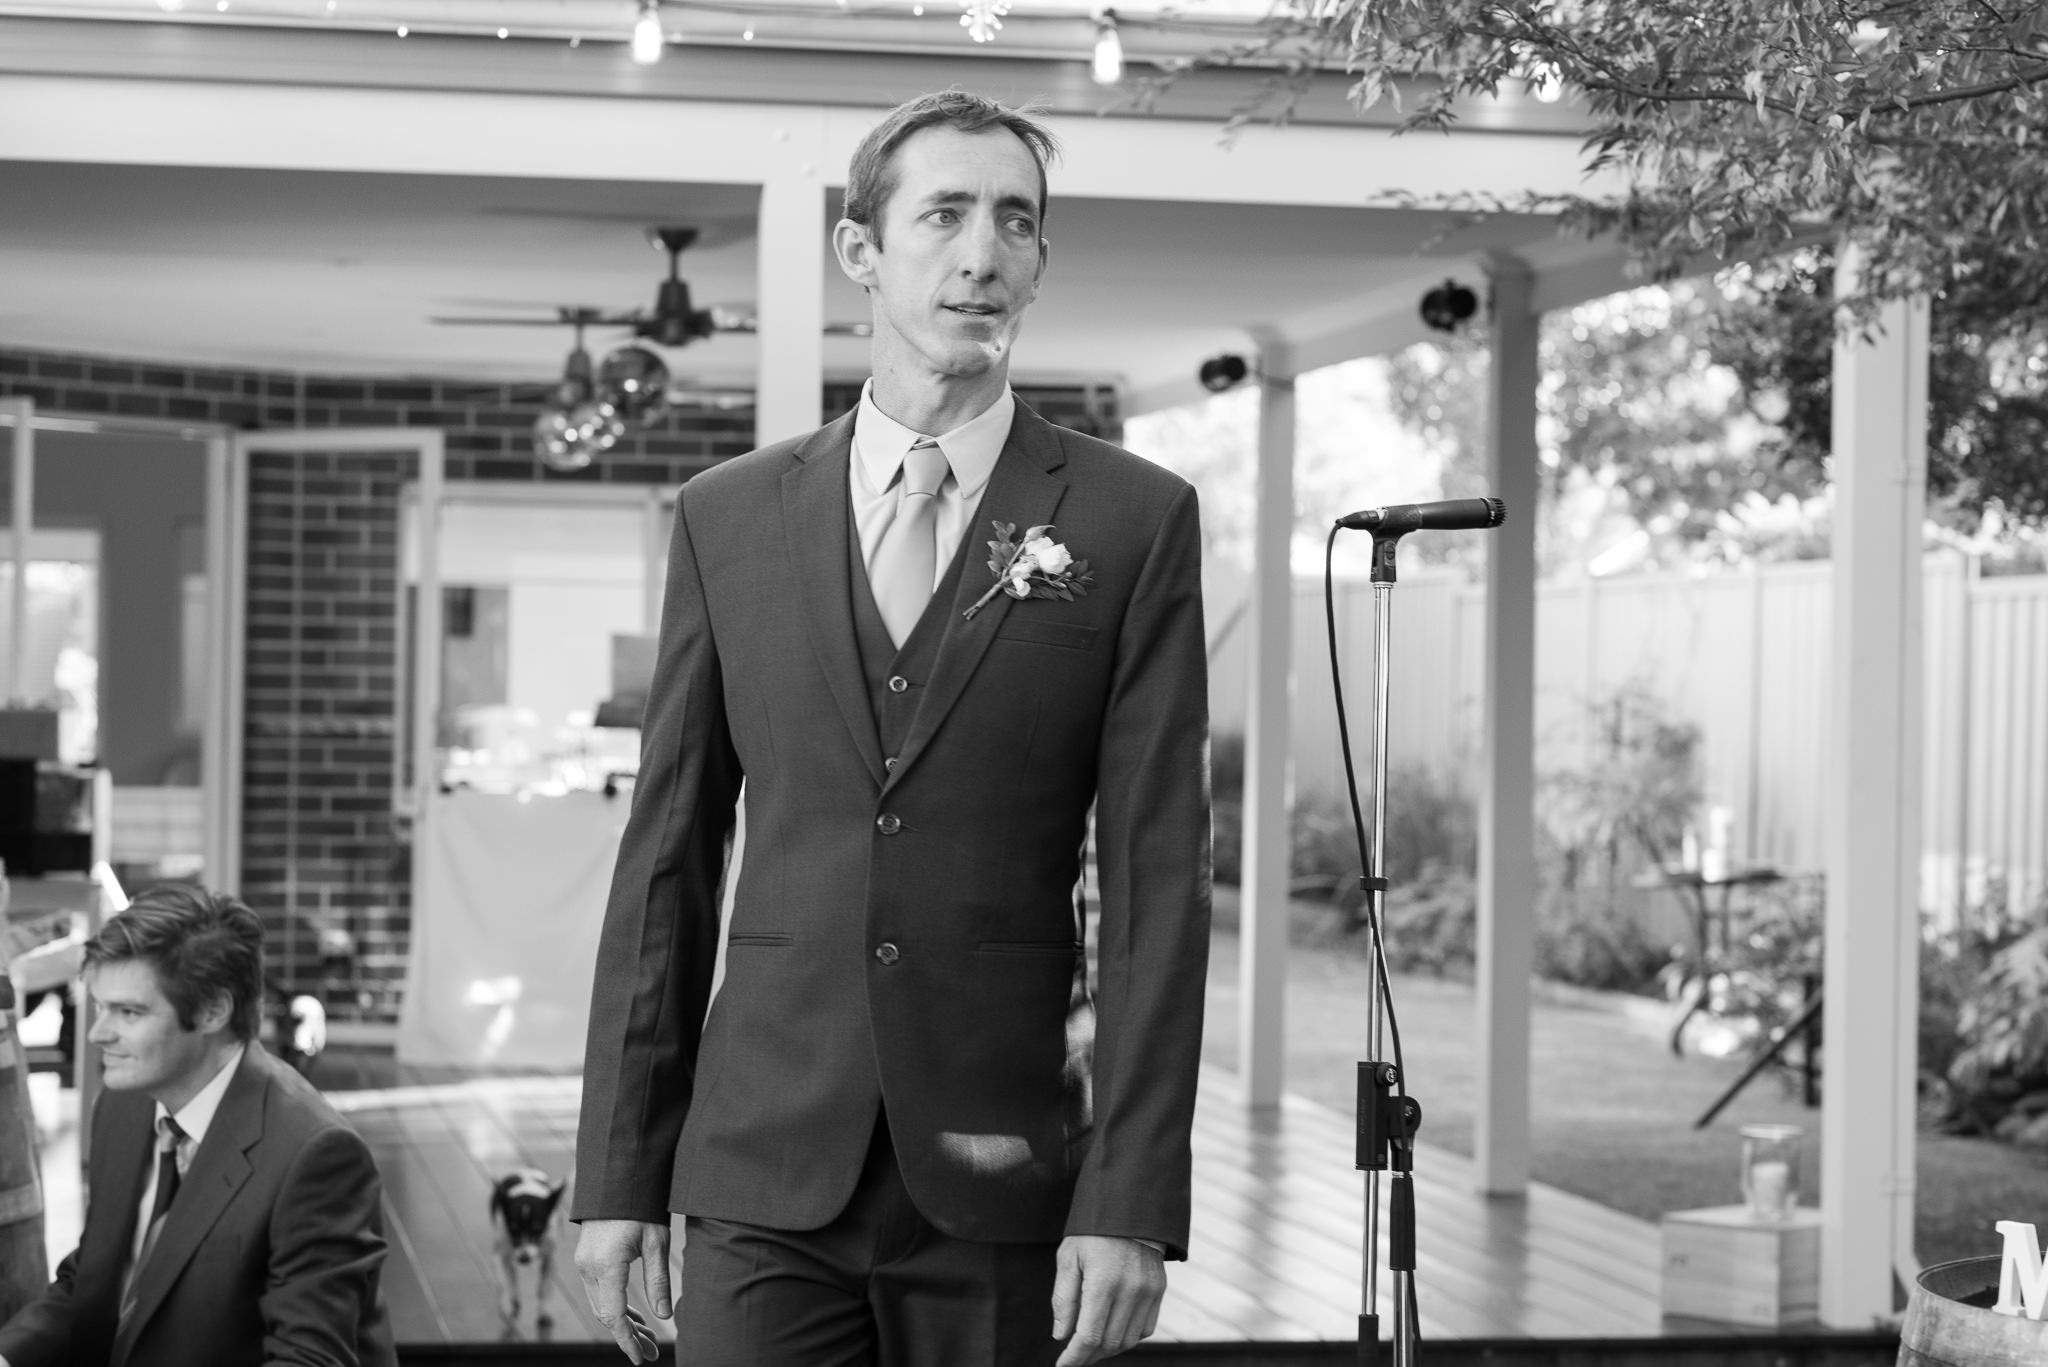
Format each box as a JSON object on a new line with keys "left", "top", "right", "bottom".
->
{"left": 963, "top": 521, "right": 1094, "bottom": 619}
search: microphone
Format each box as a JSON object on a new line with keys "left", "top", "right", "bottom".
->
{"left": 1336, "top": 497, "right": 1506, "bottom": 535}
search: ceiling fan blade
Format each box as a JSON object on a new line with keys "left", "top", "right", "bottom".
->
{"left": 429, "top": 316, "right": 569, "bottom": 326}
{"left": 431, "top": 308, "right": 644, "bottom": 328}
{"left": 703, "top": 310, "right": 871, "bottom": 339}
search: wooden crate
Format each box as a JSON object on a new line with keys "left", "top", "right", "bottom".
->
{"left": 1659, "top": 1204, "right": 1821, "bottom": 1326}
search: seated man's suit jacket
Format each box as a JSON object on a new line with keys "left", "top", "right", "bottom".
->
{"left": 0, "top": 1043, "right": 397, "bottom": 1367}
{"left": 576, "top": 400, "right": 1214, "bottom": 1255}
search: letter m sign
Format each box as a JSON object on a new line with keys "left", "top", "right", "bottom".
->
{"left": 1996, "top": 1221, "right": 2048, "bottom": 1320}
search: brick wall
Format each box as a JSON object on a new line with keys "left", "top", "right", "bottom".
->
{"left": 0, "top": 345, "right": 1119, "bottom": 1022}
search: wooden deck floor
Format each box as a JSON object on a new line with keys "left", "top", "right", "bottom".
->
{"left": 308, "top": 1055, "right": 1680, "bottom": 1348}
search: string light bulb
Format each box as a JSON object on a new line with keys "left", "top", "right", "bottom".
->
{"left": 631, "top": 0, "right": 665, "bottom": 64}
{"left": 1091, "top": 8, "right": 1123, "bottom": 85}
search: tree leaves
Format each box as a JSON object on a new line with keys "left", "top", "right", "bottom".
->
{"left": 1242, "top": 0, "right": 2048, "bottom": 327}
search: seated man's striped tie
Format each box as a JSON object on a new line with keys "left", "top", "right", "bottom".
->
{"left": 121, "top": 1115, "right": 185, "bottom": 1319}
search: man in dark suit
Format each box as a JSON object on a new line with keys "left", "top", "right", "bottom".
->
{"left": 574, "top": 89, "right": 1211, "bottom": 1367}
{"left": 0, "top": 884, "right": 395, "bottom": 1367}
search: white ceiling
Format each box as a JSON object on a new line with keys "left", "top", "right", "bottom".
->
{"left": 0, "top": 156, "right": 1596, "bottom": 408}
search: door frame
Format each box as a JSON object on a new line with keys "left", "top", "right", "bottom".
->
{"left": 228, "top": 429, "right": 446, "bottom": 896}
{"left": 1, "top": 397, "right": 239, "bottom": 886}
{"left": 394, "top": 477, "right": 673, "bottom": 815}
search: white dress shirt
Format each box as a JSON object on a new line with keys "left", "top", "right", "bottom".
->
{"left": 850, "top": 380, "right": 1014, "bottom": 595}
{"left": 126, "top": 1042, "right": 245, "bottom": 1295}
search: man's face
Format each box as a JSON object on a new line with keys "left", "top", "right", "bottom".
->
{"left": 85, "top": 958, "right": 220, "bottom": 1102}
{"left": 836, "top": 123, "right": 1049, "bottom": 383}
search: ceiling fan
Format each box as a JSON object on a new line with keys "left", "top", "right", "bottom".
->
{"left": 431, "top": 225, "right": 871, "bottom": 345}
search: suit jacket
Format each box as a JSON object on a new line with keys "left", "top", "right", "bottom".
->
{"left": 575, "top": 400, "right": 1213, "bottom": 1255}
{"left": 0, "top": 1044, "right": 397, "bottom": 1367}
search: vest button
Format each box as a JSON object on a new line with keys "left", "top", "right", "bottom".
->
{"left": 884, "top": 757, "right": 899, "bottom": 772}
{"left": 875, "top": 942, "right": 900, "bottom": 965}
{"left": 888, "top": 675, "right": 909, "bottom": 693}
{"left": 876, "top": 813, "right": 902, "bottom": 834}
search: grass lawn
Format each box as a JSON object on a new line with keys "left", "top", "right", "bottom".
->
{"left": 1202, "top": 888, "right": 2048, "bottom": 1268}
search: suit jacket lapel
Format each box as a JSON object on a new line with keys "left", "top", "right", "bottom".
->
{"left": 885, "top": 403, "right": 1068, "bottom": 794}
{"left": 103, "top": 1101, "right": 156, "bottom": 1254}
{"left": 114, "top": 1050, "right": 264, "bottom": 1359}
{"left": 71, "top": 1100, "right": 155, "bottom": 1367}
{"left": 782, "top": 411, "right": 890, "bottom": 788}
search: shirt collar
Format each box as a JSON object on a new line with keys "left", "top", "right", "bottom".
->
{"left": 158, "top": 1042, "right": 246, "bottom": 1148}
{"left": 853, "top": 380, "right": 1013, "bottom": 501}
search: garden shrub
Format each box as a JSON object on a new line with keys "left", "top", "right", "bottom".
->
{"left": 1382, "top": 862, "right": 1478, "bottom": 977}
{"left": 1939, "top": 889, "right": 2048, "bottom": 1143}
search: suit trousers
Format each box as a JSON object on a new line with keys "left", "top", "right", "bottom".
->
{"left": 677, "top": 1120, "right": 1060, "bottom": 1367}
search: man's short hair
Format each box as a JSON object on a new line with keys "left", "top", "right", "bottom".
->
{"left": 842, "top": 90, "right": 1061, "bottom": 249}
{"left": 84, "top": 883, "right": 265, "bottom": 1041}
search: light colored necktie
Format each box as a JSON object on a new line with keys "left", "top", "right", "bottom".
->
{"left": 871, "top": 437, "right": 950, "bottom": 647}
{"left": 122, "top": 1115, "right": 185, "bottom": 1318}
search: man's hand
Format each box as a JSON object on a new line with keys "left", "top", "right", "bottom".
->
{"left": 1050, "top": 1234, "right": 1166, "bottom": 1365}
{"left": 574, "top": 1218, "right": 672, "bottom": 1364}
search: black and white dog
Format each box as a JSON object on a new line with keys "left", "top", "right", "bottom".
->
{"left": 489, "top": 1168, "right": 567, "bottom": 1328}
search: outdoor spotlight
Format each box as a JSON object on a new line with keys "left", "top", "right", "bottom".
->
{"left": 1419, "top": 279, "right": 1479, "bottom": 333}
{"left": 1198, "top": 353, "right": 1250, "bottom": 393}
{"left": 1092, "top": 9, "right": 1124, "bottom": 86}
{"left": 631, "top": 0, "right": 665, "bottom": 64}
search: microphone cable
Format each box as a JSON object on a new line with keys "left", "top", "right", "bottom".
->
{"left": 1323, "top": 524, "right": 1422, "bottom": 1344}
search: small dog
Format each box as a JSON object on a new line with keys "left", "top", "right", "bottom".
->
{"left": 490, "top": 1168, "right": 567, "bottom": 1328}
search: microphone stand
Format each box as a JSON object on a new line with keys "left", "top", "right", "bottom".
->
{"left": 1328, "top": 498, "right": 1501, "bottom": 1367}
{"left": 1348, "top": 530, "right": 1422, "bottom": 1367}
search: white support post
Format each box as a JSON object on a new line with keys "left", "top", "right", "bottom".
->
{"left": 1476, "top": 257, "right": 1538, "bottom": 1193}
{"left": 4, "top": 398, "right": 33, "bottom": 703}
{"left": 1821, "top": 250, "right": 1926, "bottom": 1325}
{"left": 202, "top": 433, "right": 238, "bottom": 893}
{"left": 1239, "top": 348, "right": 1296, "bottom": 1110}
{"left": 755, "top": 174, "right": 826, "bottom": 447}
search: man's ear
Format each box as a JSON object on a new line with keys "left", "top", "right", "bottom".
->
{"left": 193, "top": 990, "right": 235, "bottom": 1039}
{"left": 833, "top": 217, "right": 880, "bottom": 291}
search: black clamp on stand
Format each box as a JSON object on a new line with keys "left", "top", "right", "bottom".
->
{"left": 1354, "top": 1047, "right": 1423, "bottom": 1367}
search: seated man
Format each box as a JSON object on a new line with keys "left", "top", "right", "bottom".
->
{"left": 0, "top": 884, "right": 396, "bottom": 1367}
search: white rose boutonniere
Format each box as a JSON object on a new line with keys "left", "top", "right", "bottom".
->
{"left": 964, "top": 521, "right": 1094, "bottom": 620}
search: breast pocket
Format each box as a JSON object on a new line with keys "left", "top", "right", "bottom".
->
{"left": 994, "top": 618, "right": 1099, "bottom": 651}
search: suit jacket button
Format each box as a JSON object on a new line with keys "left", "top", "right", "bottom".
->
{"left": 876, "top": 813, "right": 902, "bottom": 834}
{"left": 875, "top": 942, "right": 900, "bottom": 965}
{"left": 888, "top": 675, "right": 910, "bottom": 693}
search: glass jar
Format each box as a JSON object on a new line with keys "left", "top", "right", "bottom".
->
{"left": 1739, "top": 1122, "right": 1802, "bottom": 1220}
